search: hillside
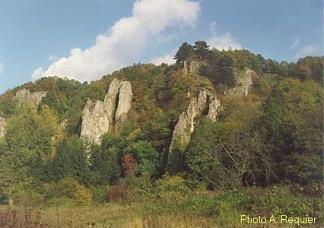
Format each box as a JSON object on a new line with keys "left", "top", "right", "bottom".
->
{"left": 0, "top": 42, "right": 323, "bottom": 226}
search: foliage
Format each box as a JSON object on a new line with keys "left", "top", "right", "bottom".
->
{"left": 0, "top": 104, "right": 61, "bottom": 201}
{"left": 106, "top": 183, "right": 128, "bottom": 202}
{"left": 156, "top": 175, "right": 190, "bottom": 203}
{"left": 44, "top": 177, "right": 92, "bottom": 205}
{"left": 48, "top": 136, "right": 90, "bottom": 184}
{"left": 187, "top": 96, "right": 272, "bottom": 188}
{"left": 200, "top": 50, "right": 236, "bottom": 87}
{"left": 131, "top": 141, "right": 158, "bottom": 175}
{"left": 262, "top": 78, "right": 323, "bottom": 184}
{"left": 121, "top": 154, "right": 137, "bottom": 176}
{"left": 0, "top": 41, "right": 322, "bottom": 226}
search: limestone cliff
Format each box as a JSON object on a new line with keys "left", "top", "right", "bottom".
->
{"left": 0, "top": 117, "right": 6, "bottom": 137}
{"left": 182, "top": 60, "right": 206, "bottom": 74}
{"left": 16, "top": 89, "right": 47, "bottom": 106}
{"left": 80, "top": 78, "right": 133, "bottom": 144}
{"left": 115, "top": 81, "right": 132, "bottom": 128}
{"left": 226, "top": 69, "right": 259, "bottom": 97}
{"left": 168, "top": 90, "right": 221, "bottom": 156}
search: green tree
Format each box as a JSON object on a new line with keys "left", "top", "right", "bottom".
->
{"left": 49, "top": 136, "right": 91, "bottom": 184}
{"left": 0, "top": 104, "right": 60, "bottom": 202}
{"left": 131, "top": 140, "right": 158, "bottom": 175}
{"left": 203, "top": 51, "right": 236, "bottom": 87}
{"left": 262, "top": 78, "right": 323, "bottom": 184}
{"left": 194, "top": 41, "right": 209, "bottom": 60}
{"left": 91, "top": 133, "right": 124, "bottom": 185}
{"left": 187, "top": 97, "right": 271, "bottom": 188}
{"left": 174, "top": 42, "right": 194, "bottom": 63}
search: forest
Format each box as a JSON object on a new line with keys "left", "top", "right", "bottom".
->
{"left": 0, "top": 41, "right": 323, "bottom": 227}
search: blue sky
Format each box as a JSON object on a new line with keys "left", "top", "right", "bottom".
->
{"left": 0, "top": 0, "right": 322, "bottom": 93}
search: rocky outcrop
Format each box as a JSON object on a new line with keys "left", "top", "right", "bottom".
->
{"left": 115, "top": 81, "right": 132, "bottom": 128}
{"left": 168, "top": 90, "right": 221, "bottom": 156}
{"left": 80, "top": 78, "right": 133, "bottom": 144}
{"left": 226, "top": 69, "right": 259, "bottom": 97}
{"left": 182, "top": 60, "right": 206, "bottom": 74}
{"left": 0, "top": 117, "right": 6, "bottom": 137}
{"left": 16, "top": 89, "right": 47, "bottom": 106}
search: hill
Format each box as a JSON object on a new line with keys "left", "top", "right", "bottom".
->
{"left": 0, "top": 42, "right": 323, "bottom": 226}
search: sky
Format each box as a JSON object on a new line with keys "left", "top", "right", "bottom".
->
{"left": 0, "top": 0, "right": 323, "bottom": 93}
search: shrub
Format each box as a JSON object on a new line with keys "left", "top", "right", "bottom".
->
{"left": 124, "top": 174, "right": 154, "bottom": 201}
{"left": 106, "top": 183, "right": 128, "bottom": 202}
{"left": 89, "top": 186, "right": 106, "bottom": 202}
{"left": 156, "top": 175, "right": 190, "bottom": 203}
{"left": 44, "top": 177, "right": 92, "bottom": 204}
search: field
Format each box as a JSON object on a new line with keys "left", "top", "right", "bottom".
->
{"left": 0, "top": 204, "right": 218, "bottom": 228}
{"left": 0, "top": 185, "right": 322, "bottom": 228}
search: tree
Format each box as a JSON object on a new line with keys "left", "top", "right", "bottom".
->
{"left": 93, "top": 146, "right": 121, "bottom": 184}
{"left": 186, "top": 97, "right": 271, "bottom": 188}
{"left": 203, "top": 51, "right": 236, "bottom": 87}
{"left": 261, "top": 78, "right": 323, "bottom": 184}
{"left": 131, "top": 140, "right": 158, "bottom": 175}
{"left": 174, "top": 42, "right": 194, "bottom": 63}
{"left": 49, "top": 136, "right": 91, "bottom": 184}
{"left": 0, "top": 104, "right": 61, "bottom": 202}
{"left": 91, "top": 133, "right": 124, "bottom": 185}
{"left": 194, "top": 41, "right": 209, "bottom": 60}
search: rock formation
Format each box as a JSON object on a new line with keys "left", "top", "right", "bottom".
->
{"left": 16, "top": 89, "right": 47, "bottom": 106}
{"left": 115, "top": 81, "right": 132, "bottom": 128}
{"left": 226, "top": 69, "right": 259, "bottom": 97}
{"left": 168, "top": 90, "right": 221, "bottom": 156}
{"left": 80, "top": 78, "right": 133, "bottom": 144}
{"left": 0, "top": 117, "right": 6, "bottom": 137}
{"left": 182, "top": 60, "right": 206, "bottom": 74}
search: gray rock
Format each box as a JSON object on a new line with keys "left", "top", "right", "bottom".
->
{"left": 0, "top": 117, "right": 6, "bottom": 137}
{"left": 81, "top": 99, "right": 112, "bottom": 144}
{"left": 115, "top": 81, "right": 133, "bottom": 128}
{"left": 80, "top": 78, "right": 133, "bottom": 144}
{"left": 226, "top": 69, "right": 259, "bottom": 97}
{"left": 168, "top": 90, "right": 221, "bottom": 156}
{"left": 207, "top": 94, "right": 222, "bottom": 121}
{"left": 182, "top": 60, "right": 206, "bottom": 74}
{"left": 16, "top": 89, "right": 47, "bottom": 106}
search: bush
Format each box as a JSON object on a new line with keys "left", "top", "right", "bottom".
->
{"left": 106, "top": 183, "right": 128, "bottom": 202}
{"left": 124, "top": 174, "right": 154, "bottom": 201}
{"left": 242, "top": 185, "right": 319, "bottom": 217}
{"left": 182, "top": 195, "right": 216, "bottom": 215}
{"left": 44, "top": 177, "right": 92, "bottom": 205}
{"left": 156, "top": 175, "right": 190, "bottom": 203}
{"left": 89, "top": 186, "right": 106, "bottom": 202}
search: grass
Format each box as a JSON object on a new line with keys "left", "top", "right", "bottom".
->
{"left": 0, "top": 204, "right": 218, "bottom": 228}
{"left": 0, "top": 184, "right": 322, "bottom": 227}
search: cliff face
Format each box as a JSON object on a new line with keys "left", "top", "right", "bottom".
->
{"left": 16, "top": 89, "right": 47, "bottom": 106}
{"left": 182, "top": 60, "right": 206, "bottom": 74}
{"left": 80, "top": 78, "right": 133, "bottom": 144}
{"left": 168, "top": 90, "right": 221, "bottom": 159}
{"left": 226, "top": 69, "right": 258, "bottom": 97}
{"left": 0, "top": 117, "right": 6, "bottom": 138}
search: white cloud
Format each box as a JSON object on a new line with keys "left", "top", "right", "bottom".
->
{"left": 207, "top": 32, "right": 242, "bottom": 50}
{"left": 0, "top": 63, "right": 3, "bottom": 75}
{"left": 32, "top": 0, "right": 200, "bottom": 81}
{"left": 206, "top": 22, "right": 242, "bottom": 50}
{"left": 151, "top": 50, "right": 176, "bottom": 65}
{"left": 290, "top": 38, "right": 300, "bottom": 50}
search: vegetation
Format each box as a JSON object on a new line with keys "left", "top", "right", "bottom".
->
{"left": 0, "top": 41, "right": 323, "bottom": 226}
